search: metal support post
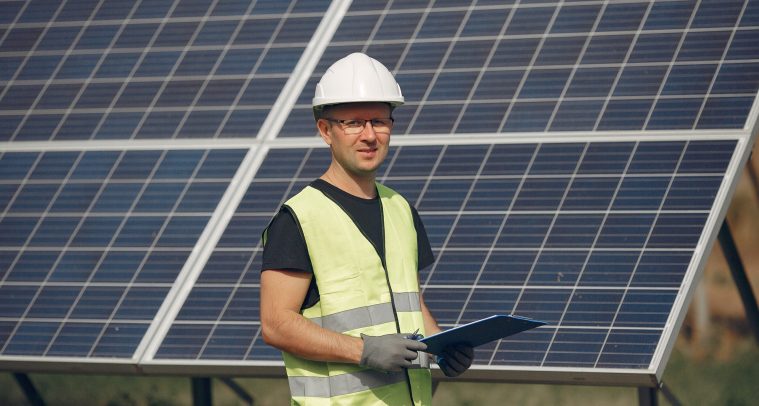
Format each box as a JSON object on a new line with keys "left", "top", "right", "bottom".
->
{"left": 637, "top": 386, "right": 658, "bottom": 406}
{"left": 658, "top": 381, "right": 682, "bottom": 406}
{"left": 746, "top": 150, "right": 759, "bottom": 203}
{"left": 12, "top": 373, "right": 45, "bottom": 406}
{"left": 638, "top": 381, "right": 682, "bottom": 406}
{"left": 219, "top": 377, "right": 254, "bottom": 405}
{"left": 718, "top": 221, "right": 759, "bottom": 344}
{"left": 431, "top": 379, "right": 440, "bottom": 396}
{"left": 191, "top": 377, "right": 212, "bottom": 406}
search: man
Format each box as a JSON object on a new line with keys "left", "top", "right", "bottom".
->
{"left": 260, "top": 52, "right": 473, "bottom": 405}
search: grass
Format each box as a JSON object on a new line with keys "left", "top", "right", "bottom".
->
{"left": 425, "top": 336, "right": 759, "bottom": 406}
{"left": 661, "top": 338, "right": 759, "bottom": 406}
{"left": 1, "top": 336, "right": 757, "bottom": 406}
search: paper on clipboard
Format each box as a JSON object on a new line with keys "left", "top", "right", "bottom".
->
{"left": 419, "top": 314, "right": 546, "bottom": 355}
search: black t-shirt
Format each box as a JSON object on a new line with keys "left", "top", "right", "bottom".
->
{"left": 261, "top": 179, "right": 435, "bottom": 309}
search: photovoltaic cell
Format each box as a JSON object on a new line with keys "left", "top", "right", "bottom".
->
{"left": 278, "top": 0, "right": 759, "bottom": 137}
{"left": 0, "top": 149, "right": 245, "bottom": 358}
{"left": 158, "top": 138, "right": 736, "bottom": 371}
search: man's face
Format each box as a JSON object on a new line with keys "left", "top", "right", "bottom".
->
{"left": 317, "top": 102, "right": 392, "bottom": 178}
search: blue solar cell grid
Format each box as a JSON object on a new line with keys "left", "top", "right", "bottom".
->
{"left": 155, "top": 147, "right": 324, "bottom": 360}
{"left": 0, "top": 149, "right": 245, "bottom": 358}
{"left": 279, "top": 0, "right": 759, "bottom": 137}
{"left": 0, "top": 0, "right": 754, "bottom": 381}
{"left": 158, "top": 139, "right": 736, "bottom": 369}
{"left": 0, "top": 0, "right": 330, "bottom": 141}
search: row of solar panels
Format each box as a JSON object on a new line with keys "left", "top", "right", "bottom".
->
{"left": 0, "top": 0, "right": 757, "bottom": 386}
{"left": 0, "top": 135, "right": 750, "bottom": 385}
{"left": 1, "top": 1, "right": 758, "bottom": 142}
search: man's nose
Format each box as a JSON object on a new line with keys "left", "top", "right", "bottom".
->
{"left": 360, "top": 121, "right": 377, "bottom": 140}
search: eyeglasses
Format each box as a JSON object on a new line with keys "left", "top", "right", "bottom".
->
{"left": 323, "top": 118, "right": 394, "bottom": 135}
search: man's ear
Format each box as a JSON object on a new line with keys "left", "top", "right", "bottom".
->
{"left": 317, "top": 119, "right": 332, "bottom": 146}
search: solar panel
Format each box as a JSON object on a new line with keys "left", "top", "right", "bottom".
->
{"left": 277, "top": 0, "right": 759, "bottom": 137}
{"left": 0, "top": 0, "right": 338, "bottom": 373}
{"left": 0, "top": 0, "right": 331, "bottom": 141}
{"left": 1, "top": 0, "right": 757, "bottom": 389}
{"left": 145, "top": 137, "right": 741, "bottom": 383}
{"left": 150, "top": 147, "right": 319, "bottom": 362}
{"left": 0, "top": 148, "right": 245, "bottom": 367}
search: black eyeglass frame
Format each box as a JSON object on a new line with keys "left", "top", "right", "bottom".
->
{"left": 322, "top": 117, "right": 395, "bottom": 134}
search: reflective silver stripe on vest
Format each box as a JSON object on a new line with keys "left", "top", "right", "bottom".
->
{"left": 309, "top": 302, "right": 394, "bottom": 332}
{"left": 393, "top": 292, "right": 421, "bottom": 312}
{"left": 288, "top": 370, "right": 406, "bottom": 398}
{"left": 309, "top": 292, "right": 420, "bottom": 333}
{"left": 410, "top": 351, "right": 430, "bottom": 369}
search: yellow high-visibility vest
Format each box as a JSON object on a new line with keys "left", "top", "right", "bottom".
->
{"left": 279, "top": 183, "right": 432, "bottom": 405}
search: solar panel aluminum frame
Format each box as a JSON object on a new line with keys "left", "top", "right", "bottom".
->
{"left": 135, "top": 110, "right": 756, "bottom": 387}
{"left": 0, "top": 355, "right": 140, "bottom": 375}
{"left": 134, "top": 143, "right": 269, "bottom": 369}
{"left": 135, "top": 141, "right": 299, "bottom": 376}
{"left": 131, "top": 147, "right": 265, "bottom": 361}
{"left": 649, "top": 93, "right": 759, "bottom": 383}
{"left": 254, "top": 0, "right": 350, "bottom": 143}
{"left": 0, "top": 139, "right": 259, "bottom": 154}
{"left": 136, "top": 361, "right": 653, "bottom": 387}
{"left": 137, "top": 0, "right": 350, "bottom": 370}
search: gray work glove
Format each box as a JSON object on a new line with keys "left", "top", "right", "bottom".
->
{"left": 360, "top": 333, "right": 428, "bottom": 372}
{"left": 436, "top": 344, "right": 474, "bottom": 377}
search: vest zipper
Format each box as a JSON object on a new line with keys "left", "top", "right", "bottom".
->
{"left": 319, "top": 188, "right": 418, "bottom": 405}
{"left": 376, "top": 199, "right": 418, "bottom": 406}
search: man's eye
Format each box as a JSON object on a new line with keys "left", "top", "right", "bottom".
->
{"left": 342, "top": 120, "right": 362, "bottom": 127}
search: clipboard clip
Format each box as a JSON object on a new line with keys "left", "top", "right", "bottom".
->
{"left": 406, "top": 328, "right": 424, "bottom": 341}
{"left": 406, "top": 328, "right": 430, "bottom": 369}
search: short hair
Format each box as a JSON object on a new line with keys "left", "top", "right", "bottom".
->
{"left": 313, "top": 102, "right": 395, "bottom": 122}
{"left": 312, "top": 104, "right": 334, "bottom": 121}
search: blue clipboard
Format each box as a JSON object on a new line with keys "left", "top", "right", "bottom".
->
{"left": 419, "top": 315, "right": 546, "bottom": 355}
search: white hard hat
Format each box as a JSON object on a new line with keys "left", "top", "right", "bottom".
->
{"left": 312, "top": 52, "right": 404, "bottom": 109}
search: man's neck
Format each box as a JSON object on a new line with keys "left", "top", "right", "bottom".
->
{"left": 321, "top": 166, "right": 376, "bottom": 199}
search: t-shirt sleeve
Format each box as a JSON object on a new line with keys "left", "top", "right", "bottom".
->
{"left": 411, "top": 206, "right": 435, "bottom": 271}
{"left": 261, "top": 207, "right": 313, "bottom": 273}
{"left": 261, "top": 208, "right": 320, "bottom": 310}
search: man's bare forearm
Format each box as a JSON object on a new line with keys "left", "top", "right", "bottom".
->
{"left": 421, "top": 296, "right": 442, "bottom": 336}
{"left": 262, "top": 308, "right": 363, "bottom": 364}
{"left": 260, "top": 269, "right": 363, "bottom": 364}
